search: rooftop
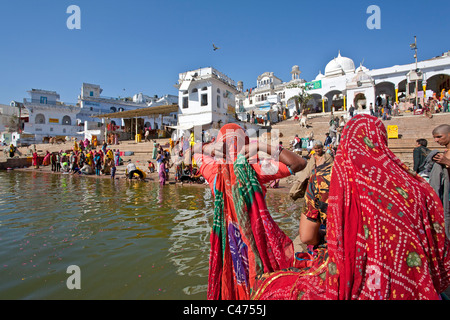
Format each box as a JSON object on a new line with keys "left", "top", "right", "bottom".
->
{"left": 177, "top": 67, "right": 237, "bottom": 90}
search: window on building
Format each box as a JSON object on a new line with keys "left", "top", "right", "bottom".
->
{"left": 40, "top": 97, "right": 47, "bottom": 104}
{"left": 217, "top": 95, "right": 221, "bottom": 108}
{"left": 90, "top": 91, "right": 94, "bottom": 97}
{"left": 183, "top": 97, "right": 189, "bottom": 109}
{"left": 35, "top": 114, "right": 45, "bottom": 124}
{"left": 201, "top": 94, "right": 208, "bottom": 106}
{"left": 192, "top": 88, "right": 198, "bottom": 93}
{"left": 62, "top": 116, "right": 72, "bottom": 125}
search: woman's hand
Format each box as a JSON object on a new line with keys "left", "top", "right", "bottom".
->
{"left": 243, "top": 142, "right": 259, "bottom": 161}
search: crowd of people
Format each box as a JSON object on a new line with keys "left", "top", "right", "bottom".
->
{"left": 16, "top": 133, "right": 209, "bottom": 186}
{"left": 290, "top": 113, "right": 345, "bottom": 161}
{"left": 30, "top": 138, "right": 124, "bottom": 179}
{"left": 149, "top": 138, "right": 206, "bottom": 186}
{"left": 191, "top": 116, "right": 450, "bottom": 300}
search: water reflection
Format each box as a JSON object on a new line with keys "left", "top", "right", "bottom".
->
{"left": 0, "top": 171, "right": 301, "bottom": 299}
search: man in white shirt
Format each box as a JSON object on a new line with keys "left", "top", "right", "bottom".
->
{"left": 126, "top": 160, "right": 144, "bottom": 180}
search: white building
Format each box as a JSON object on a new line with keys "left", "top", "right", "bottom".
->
{"left": 133, "top": 93, "right": 179, "bottom": 129}
{"left": 239, "top": 50, "right": 450, "bottom": 116}
{"left": 78, "top": 83, "right": 178, "bottom": 130}
{"left": 0, "top": 103, "right": 33, "bottom": 146}
{"left": 173, "top": 67, "right": 241, "bottom": 140}
{"left": 302, "top": 50, "right": 450, "bottom": 113}
{"left": 0, "top": 103, "right": 26, "bottom": 133}
{"left": 21, "top": 89, "right": 82, "bottom": 143}
{"left": 237, "top": 67, "right": 304, "bottom": 117}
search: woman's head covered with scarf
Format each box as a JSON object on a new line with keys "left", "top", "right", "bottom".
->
{"left": 325, "top": 114, "right": 450, "bottom": 300}
{"left": 214, "top": 123, "right": 250, "bottom": 165}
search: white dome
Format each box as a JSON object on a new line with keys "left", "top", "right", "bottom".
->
{"left": 324, "top": 51, "right": 356, "bottom": 77}
{"left": 315, "top": 71, "right": 325, "bottom": 81}
{"left": 336, "top": 52, "right": 355, "bottom": 73}
{"left": 325, "top": 58, "right": 343, "bottom": 76}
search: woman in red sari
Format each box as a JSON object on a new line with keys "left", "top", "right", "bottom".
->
{"left": 193, "top": 123, "right": 307, "bottom": 300}
{"left": 252, "top": 114, "right": 450, "bottom": 300}
{"left": 32, "top": 151, "right": 39, "bottom": 169}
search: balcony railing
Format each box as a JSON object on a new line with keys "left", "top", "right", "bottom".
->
{"left": 23, "top": 99, "right": 79, "bottom": 107}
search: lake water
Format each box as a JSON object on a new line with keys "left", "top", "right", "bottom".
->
{"left": 0, "top": 171, "right": 302, "bottom": 300}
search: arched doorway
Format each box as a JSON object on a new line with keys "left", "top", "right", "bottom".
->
{"left": 425, "top": 73, "right": 450, "bottom": 98}
{"left": 397, "top": 79, "right": 408, "bottom": 102}
{"left": 325, "top": 90, "right": 343, "bottom": 112}
{"left": 375, "top": 82, "right": 395, "bottom": 106}
{"left": 354, "top": 93, "right": 367, "bottom": 110}
{"left": 306, "top": 93, "right": 323, "bottom": 114}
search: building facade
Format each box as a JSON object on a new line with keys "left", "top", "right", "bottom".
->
{"left": 304, "top": 50, "right": 450, "bottom": 113}
{"left": 174, "top": 67, "right": 241, "bottom": 139}
{"left": 78, "top": 83, "right": 178, "bottom": 130}
{"left": 237, "top": 66, "right": 303, "bottom": 117}
{"left": 21, "top": 89, "right": 82, "bottom": 143}
{"left": 239, "top": 50, "right": 450, "bottom": 116}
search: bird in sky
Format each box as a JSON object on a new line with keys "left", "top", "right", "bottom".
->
{"left": 213, "top": 43, "right": 220, "bottom": 51}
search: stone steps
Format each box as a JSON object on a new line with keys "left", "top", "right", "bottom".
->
{"left": 272, "top": 112, "right": 450, "bottom": 166}
{"left": 2, "top": 112, "right": 449, "bottom": 171}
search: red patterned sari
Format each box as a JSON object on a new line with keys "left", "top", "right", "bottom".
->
{"left": 252, "top": 115, "right": 450, "bottom": 300}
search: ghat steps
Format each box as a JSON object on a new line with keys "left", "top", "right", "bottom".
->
{"left": 273, "top": 112, "right": 449, "bottom": 169}
{"left": 2, "top": 112, "right": 449, "bottom": 172}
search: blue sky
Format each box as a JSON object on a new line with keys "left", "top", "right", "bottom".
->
{"left": 0, "top": 0, "right": 449, "bottom": 105}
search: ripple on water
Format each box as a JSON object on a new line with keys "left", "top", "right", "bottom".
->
{"left": 0, "top": 171, "right": 298, "bottom": 300}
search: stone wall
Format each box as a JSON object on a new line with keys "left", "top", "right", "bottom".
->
{"left": 0, "top": 157, "right": 33, "bottom": 170}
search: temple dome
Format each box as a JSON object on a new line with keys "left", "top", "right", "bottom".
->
{"left": 325, "top": 58, "right": 343, "bottom": 76}
{"left": 336, "top": 51, "right": 356, "bottom": 73}
{"left": 315, "top": 71, "right": 325, "bottom": 81}
{"left": 324, "top": 51, "right": 356, "bottom": 77}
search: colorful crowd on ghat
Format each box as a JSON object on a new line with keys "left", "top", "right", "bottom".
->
{"left": 7, "top": 133, "right": 208, "bottom": 186}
